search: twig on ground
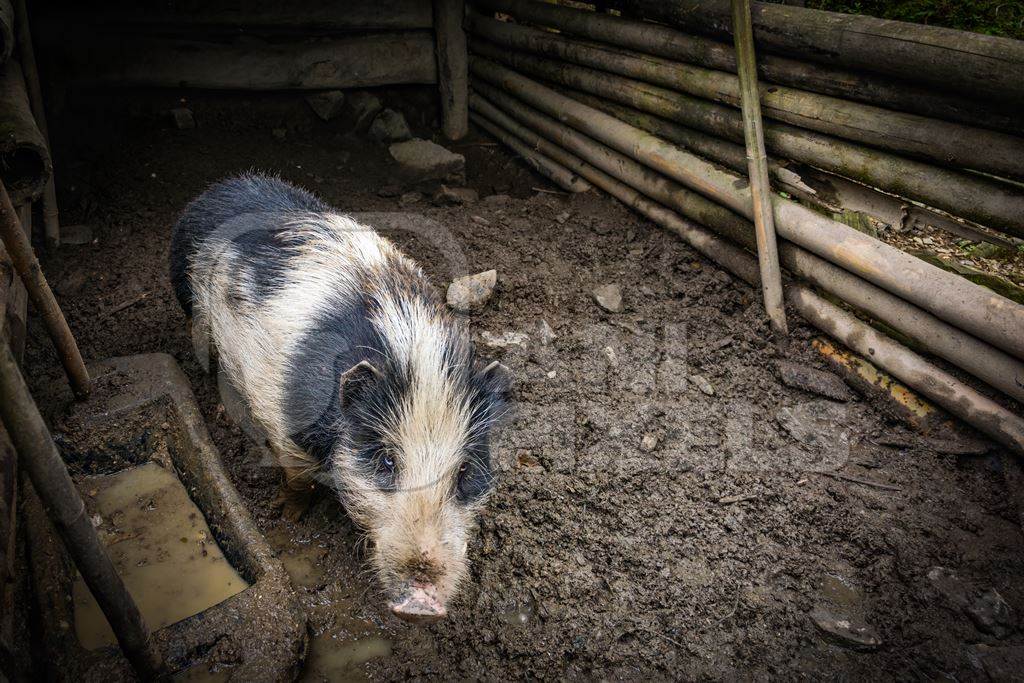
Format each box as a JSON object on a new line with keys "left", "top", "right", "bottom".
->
{"left": 98, "top": 290, "right": 152, "bottom": 320}
{"left": 819, "top": 471, "right": 902, "bottom": 491}
{"left": 718, "top": 493, "right": 758, "bottom": 505}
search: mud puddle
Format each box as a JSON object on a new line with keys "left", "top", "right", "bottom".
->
{"left": 72, "top": 462, "right": 249, "bottom": 649}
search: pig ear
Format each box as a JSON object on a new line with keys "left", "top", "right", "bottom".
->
{"left": 339, "top": 359, "right": 382, "bottom": 409}
{"left": 478, "top": 359, "right": 512, "bottom": 396}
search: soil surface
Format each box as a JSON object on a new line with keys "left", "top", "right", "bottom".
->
{"left": 25, "top": 90, "right": 1024, "bottom": 681}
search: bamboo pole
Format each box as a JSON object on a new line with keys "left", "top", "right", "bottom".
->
{"left": 470, "top": 113, "right": 591, "bottom": 192}
{"left": 615, "top": 0, "right": 1024, "bottom": 106}
{"left": 467, "top": 39, "right": 1024, "bottom": 240}
{"left": 0, "top": 341, "right": 164, "bottom": 678}
{"left": 0, "top": 61, "right": 51, "bottom": 206}
{"left": 0, "top": 0, "right": 11, "bottom": 64}
{"left": 0, "top": 181, "right": 88, "bottom": 398}
{"left": 469, "top": 58, "right": 1024, "bottom": 362}
{"left": 467, "top": 106, "right": 1024, "bottom": 453}
{"left": 467, "top": 14, "right": 1024, "bottom": 180}
{"left": 14, "top": 0, "right": 58, "bottom": 249}
{"left": 433, "top": 0, "right": 469, "bottom": 140}
{"left": 470, "top": 86, "right": 1024, "bottom": 405}
{"left": 730, "top": 0, "right": 785, "bottom": 336}
{"left": 472, "top": 0, "right": 1023, "bottom": 136}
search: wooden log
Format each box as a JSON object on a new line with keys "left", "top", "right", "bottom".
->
{"left": 14, "top": 0, "right": 58, "bottom": 249}
{"left": 731, "top": 0, "right": 786, "bottom": 336}
{"left": 66, "top": 33, "right": 438, "bottom": 90}
{"left": 0, "top": 341, "right": 163, "bottom": 678}
{"left": 468, "top": 14, "right": 1024, "bottom": 180}
{"left": 473, "top": 0, "right": 1023, "bottom": 136}
{"left": 568, "top": 91, "right": 1020, "bottom": 251}
{"left": 469, "top": 58, "right": 1024, "bottom": 362}
{"left": 434, "top": 0, "right": 469, "bottom": 140}
{"left": 479, "top": 106, "right": 1024, "bottom": 454}
{"left": 0, "top": 181, "right": 89, "bottom": 398}
{"left": 468, "top": 39, "right": 1024, "bottom": 239}
{"left": 0, "top": 61, "right": 51, "bottom": 205}
{"left": 469, "top": 112, "right": 591, "bottom": 192}
{"left": 616, "top": 0, "right": 1024, "bottom": 106}
{"left": 0, "top": 0, "right": 10, "bottom": 64}
{"left": 472, "top": 84, "right": 1024, "bottom": 405}
{"left": 41, "top": 0, "right": 433, "bottom": 32}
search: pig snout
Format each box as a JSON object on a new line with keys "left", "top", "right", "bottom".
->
{"left": 390, "top": 582, "right": 447, "bottom": 623}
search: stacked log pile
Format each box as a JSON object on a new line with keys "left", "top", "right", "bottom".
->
{"left": 466, "top": 0, "right": 1024, "bottom": 454}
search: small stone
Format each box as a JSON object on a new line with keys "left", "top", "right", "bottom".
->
{"left": 434, "top": 185, "right": 479, "bottom": 205}
{"left": 398, "top": 191, "right": 422, "bottom": 207}
{"left": 691, "top": 375, "right": 714, "bottom": 396}
{"left": 593, "top": 284, "right": 623, "bottom": 313}
{"left": 271, "top": 128, "right": 287, "bottom": 140}
{"left": 482, "top": 194, "right": 512, "bottom": 207}
{"left": 346, "top": 91, "right": 382, "bottom": 129}
{"left": 369, "top": 108, "right": 412, "bottom": 142}
{"left": 377, "top": 184, "right": 401, "bottom": 198}
{"left": 640, "top": 433, "right": 659, "bottom": 452}
{"left": 480, "top": 330, "right": 530, "bottom": 348}
{"left": 471, "top": 215, "right": 491, "bottom": 226}
{"left": 555, "top": 210, "right": 571, "bottom": 224}
{"left": 809, "top": 605, "right": 881, "bottom": 650}
{"left": 305, "top": 90, "right": 346, "bottom": 121}
{"left": 775, "top": 361, "right": 855, "bottom": 402}
{"left": 90, "top": 514, "right": 103, "bottom": 528}
{"left": 447, "top": 270, "right": 498, "bottom": 313}
{"left": 603, "top": 346, "right": 618, "bottom": 367}
{"left": 389, "top": 139, "right": 465, "bottom": 182}
{"left": 546, "top": 370, "right": 556, "bottom": 379}
{"left": 967, "top": 589, "right": 1012, "bottom": 638}
{"left": 170, "top": 107, "right": 195, "bottom": 129}
{"left": 537, "top": 319, "right": 556, "bottom": 346}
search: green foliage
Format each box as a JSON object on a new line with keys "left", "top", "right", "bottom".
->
{"left": 806, "top": 0, "right": 1024, "bottom": 39}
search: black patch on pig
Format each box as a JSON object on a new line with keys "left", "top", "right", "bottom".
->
{"left": 170, "top": 172, "right": 326, "bottom": 315}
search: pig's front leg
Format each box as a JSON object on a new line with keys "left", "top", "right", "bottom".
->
{"left": 270, "top": 444, "right": 318, "bottom": 522}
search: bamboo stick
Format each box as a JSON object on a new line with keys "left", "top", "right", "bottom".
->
{"left": 468, "top": 14, "right": 1024, "bottom": 180}
{"left": 0, "top": 0, "right": 11, "bottom": 64}
{"left": 469, "top": 58, "right": 1024, "bottom": 362}
{"left": 0, "top": 61, "right": 51, "bottom": 206}
{"left": 0, "top": 341, "right": 163, "bottom": 678}
{"left": 468, "top": 39, "right": 1024, "bottom": 240}
{"left": 14, "top": 0, "right": 58, "bottom": 249}
{"left": 469, "top": 107, "right": 1024, "bottom": 452}
{"left": 470, "top": 85, "right": 1024, "bottom": 405}
{"left": 0, "top": 181, "right": 88, "bottom": 398}
{"left": 434, "top": 0, "right": 469, "bottom": 140}
{"left": 470, "top": 113, "right": 591, "bottom": 192}
{"left": 730, "top": 0, "right": 785, "bottom": 336}
{"left": 615, "top": 0, "right": 1024, "bottom": 106}
{"left": 472, "top": 0, "right": 1023, "bottom": 136}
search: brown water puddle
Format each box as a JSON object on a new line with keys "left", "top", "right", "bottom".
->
{"left": 263, "top": 526, "right": 393, "bottom": 681}
{"left": 72, "top": 462, "right": 249, "bottom": 650}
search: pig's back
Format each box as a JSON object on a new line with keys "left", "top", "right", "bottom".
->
{"left": 170, "top": 173, "right": 327, "bottom": 315}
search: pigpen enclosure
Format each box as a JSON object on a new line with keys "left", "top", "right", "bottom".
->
{"left": 1, "top": 0, "right": 1024, "bottom": 680}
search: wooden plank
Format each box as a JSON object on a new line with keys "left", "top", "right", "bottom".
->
{"left": 433, "top": 0, "right": 468, "bottom": 140}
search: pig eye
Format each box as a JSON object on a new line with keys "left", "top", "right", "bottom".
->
{"left": 382, "top": 454, "right": 396, "bottom": 472}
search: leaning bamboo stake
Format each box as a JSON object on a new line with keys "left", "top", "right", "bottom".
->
{"left": 472, "top": 0, "right": 1023, "bottom": 136}
{"left": 0, "top": 181, "right": 88, "bottom": 398}
{"left": 468, "top": 14, "right": 1024, "bottom": 180}
{"left": 470, "top": 113, "right": 591, "bottom": 192}
{"left": 0, "top": 341, "right": 164, "bottom": 678}
{"left": 470, "top": 113, "right": 1024, "bottom": 453}
{"left": 14, "top": 0, "right": 58, "bottom": 249}
{"left": 434, "top": 0, "right": 469, "bottom": 139}
{"left": 469, "top": 58, "right": 1024, "bottom": 362}
{"left": 467, "top": 38, "right": 1024, "bottom": 238}
{"left": 470, "top": 86, "right": 1024, "bottom": 405}
{"left": 730, "top": 0, "right": 785, "bottom": 336}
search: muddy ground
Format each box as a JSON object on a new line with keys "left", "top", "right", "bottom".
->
{"left": 24, "top": 90, "right": 1024, "bottom": 680}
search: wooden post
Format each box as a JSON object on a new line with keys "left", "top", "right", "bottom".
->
{"left": 731, "top": 0, "right": 785, "bottom": 335}
{"left": 0, "top": 341, "right": 164, "bottom": 679}
{"left": 13, "top": 0, "right": 58, "bottom": 249}
{"left": 433, "top": 0, "right": 468, "bottom": 139}
{"left": 0, "top": 181, "right": 89, "bottom": 398}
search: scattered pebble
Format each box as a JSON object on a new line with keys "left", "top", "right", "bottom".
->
{"left": 434, "top": 185, "right": 479, "bottom": 206}
{"left": 480, "top": 330, "right": 529, "bottom": 348}
{"left": 555, "top": 210, "right": 571, "bottom": 224}
{"left": 639, "top": 433, "right": 659, "bottom": 452}
{"left": 603, "top": 346, "right": 618, "bottom": 367}
{"left": 593, "top": 284, "right": 623, "bottom": 313}
{"left": 447, "top": 270, "right": 497, "bottom": 313}
{"left": 170, "top": 107, "right": 195, "bottom": 130}
{"left": 305, "top": 90, "right": 346, "bottom": 122}
{"left": 809, "top": 606, "right": 881, "bottom": 650}
{"left": 345, "top": 91, "right": 382, "bottom": 129}
{"left": 691, "top": 375, "right": 714, "bottom": 396}
{"left": 389, "top": 139, "right": 465, "bottom": 182}
{"left": 481, "top": 194, "right": 512, "bottom": 207}
{"left": 775, "top": 361, "right": 854, "bottom": 402}
{"left": 369, "top": 108, "right": 412, "bottom": 143}
{"left": 536, "top": 319, "right": 557, "bottom": 346}
{"left": 471, "top": 215, "right": 491, "bottom": 226}
{"left": 398, "top": 191, "right": 422, "bottom": 208}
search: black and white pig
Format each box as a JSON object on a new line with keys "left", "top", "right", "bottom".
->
{"left": 169, "top": 173, "right": 508, "bottom": 622}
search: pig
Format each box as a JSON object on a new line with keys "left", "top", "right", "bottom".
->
{"left": 169, "top": 173, "right": 508, "bottom": 622}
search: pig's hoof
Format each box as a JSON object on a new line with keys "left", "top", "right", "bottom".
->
{"left": 272, "top": 489, "right": 312, "bottom": 522}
